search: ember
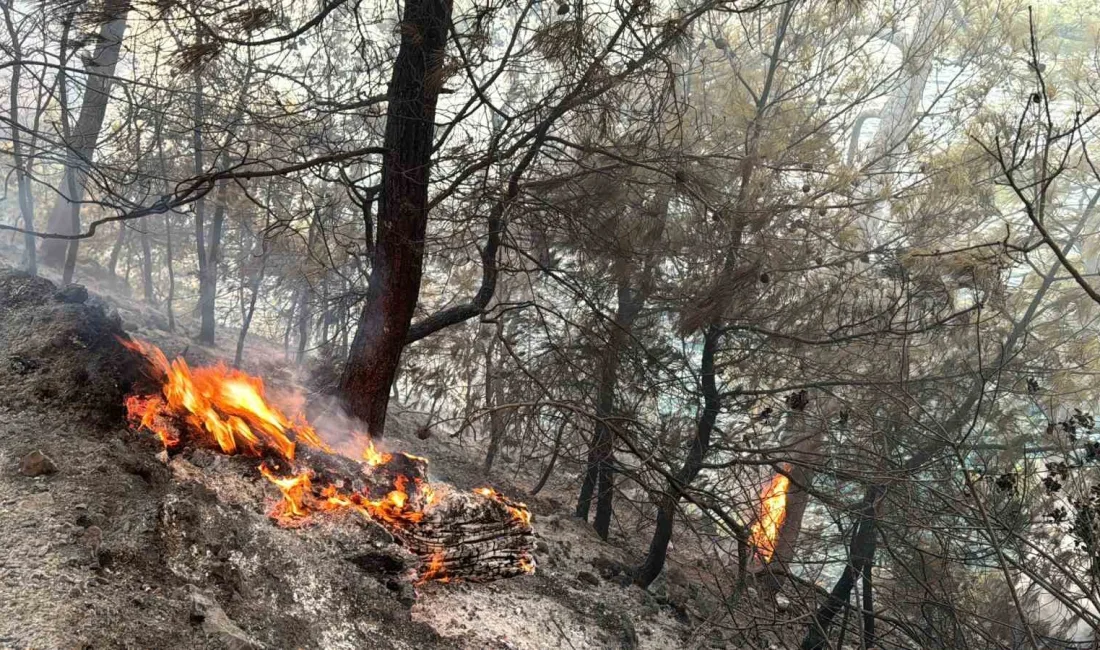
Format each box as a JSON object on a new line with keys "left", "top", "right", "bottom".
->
{"left": 749, "top": 470, "right": 790, "bottom": 563}
{"left": 122, "top": 338, "right": 536, "bottom": 583}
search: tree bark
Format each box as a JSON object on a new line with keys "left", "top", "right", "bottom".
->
{"left": 108, "top": 223, "right": 127, "bottom": 277}
{"left": 635, "top": 326, "right": 721, "bottom": 587}
{"left": 576, "top": 276, "right": 645, "bottom": 539}
{"left": 141, "top": 224, "right": 154, "bottom": 303}
{"left": 296, "top": 212, "right": 321, "bottom": 364}
{"left": 482, "top": 320, "right": 506, "bottom": 473}
{"left": 758, "top": 395, "right": 819, "bottom": 593}
{"left": 801, "top": 487, "right": 883, "bottom": 650}
{"left": 338, "top": 0, "right": 453, "bottom": 437}
{"left": 40, "top": 0, "right": 129, "bottom": 267}
{"left": 198, "top": 182, "right": 227, "bottom": 345}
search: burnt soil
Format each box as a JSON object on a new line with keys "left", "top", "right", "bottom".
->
{"left": 0, "top": 265, "right": 713, "bottom": 650}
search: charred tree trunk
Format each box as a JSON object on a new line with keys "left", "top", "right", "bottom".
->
{"left": 482, "top": 320, "right": 506, "bottom": 474}
{"left": 296, "top": 211, "right": 321, "bottom": 364}
{"left": 108, "top": 223, "right": 128, "bottom": 277}
{"left": 759, "top": 395, "right": 819, "bottom": 593}
{"left": 801, "top": 486, "right": 883, "bottom": 650}
{"left": 141, "top": 224, "right": 154, "bottom": 303}
{"left": 197, "top": 181, "right": 227, "bottom": 345}
{"left": 338, "top": 0, "right": 453, "bottom": 437}
{"left": 235, "top": 228, "right": 269, "bottom": 368}
{"left": 576, "top": 277, "right": 644, "bottom": 540}
{"left": 153, "top": 115, "right": 176, "bottom": 330}
{"left": 165, "top": 212, "right": 176, "bottom": 330}
{"left": 635, "top": 326, "right": 720, "bottom": 587}
{"left": 41, "top": 0, "right": 129, "bottom": 268}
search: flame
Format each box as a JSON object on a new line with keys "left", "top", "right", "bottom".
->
{"left": 518, "top": 555, "right": 536, "bottom": 575}
{"left": 475, "top": 486, "right": 532, "bottom": 526}
{"left": 121, "top": 338, "right": 533, "bottom": 585}
{"left": 120, "top": 338, "right": 328, "bottom": 460}
{"left": 362, "top": 439, "right": 393, "bottom": 466}
{"left": 417, "top": 550, "right": 450, "bottom": 584}
{"left": 749, "top": 471, "right": 790, "bottom": 563}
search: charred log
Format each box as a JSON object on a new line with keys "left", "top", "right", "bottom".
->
{"left": 130, "top": 413, "right": 535, "bottom": 583}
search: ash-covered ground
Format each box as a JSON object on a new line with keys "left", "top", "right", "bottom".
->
{"left": 0, "top": 265, "right": 728, "bottom": 650}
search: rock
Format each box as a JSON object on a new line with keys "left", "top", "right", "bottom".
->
{"left": 577, "top": 571, "right": 600, "bottom": 587}
{"left": 20, "top": 450, "right": 58, "bottom": 476}
{"left": 591, "top": 555, "right": 625, "bottom": 578}
{"left": 82, "top": 526, "right": 103, "bottom": 568}
{"left": 55, "top": 284, "right": 89, "bottom": 304}
{"left": 189, "top": 587, "right": 265, "bottom": 649}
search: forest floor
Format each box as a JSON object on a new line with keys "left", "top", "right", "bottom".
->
{"left": 0, "top": 252, "right": 775, "bottom": 649}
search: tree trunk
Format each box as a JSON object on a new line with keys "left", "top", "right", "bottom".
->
{"left": 198, "top": 182, "right": 227, "bottom": 345}
{"left": 165, "top": 212, "right": 176, "bottom": 330}
{"left": 801, "top": 487, "right": 883, "bottom": 650}
{"left": 108, "top": 223, "right": 128, "bottom": 277}
{"left": 4, "top": 1, "right": 36, "bottom": 275}
{"left": 758, "top": 396, "right": 819, "bottom": 592}
{"left": 338, "top": 0, "right": 454, "bottom": 437}
{"left": 40, "top": 0, "right": 129, "bottom": 267}
{"left": 235, "top": 243, "right": 267, "bottom": 368}
{"left": 576, "top": 277, "right": 645, "bottom": 540}
{"left": 296, "top": 211, "right": 321, "bottom": 364}
{"left": 635, "top": 326, "right": 721, "bottom": 587}
{"left": 141, "top": 224, "right": 154, "bottom": 302}
{"left": 482, "top": 320, "right": 506, "bottom": 474}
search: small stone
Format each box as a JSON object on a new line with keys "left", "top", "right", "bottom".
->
{"left": 155, "top": 450, "right": 169, "bottom": 465}
{"left": 190, "top": 587, "right": 265, "bottom": 649}
{"left": 20, "top": 450, "right": 58, "bottom": 476}
{"left": 55, "top": 284, "right": 89, "bottom": 304}
{"left": 577, "top": 571, "right": 600, "bottom": 587}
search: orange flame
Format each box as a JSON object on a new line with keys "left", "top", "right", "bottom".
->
{"left": 121, "top": 338, "right": 534, "bottom": 585}
{"left": 362, "top": 439, "right": 393, "bottom": 466}
{"left": 749, "top": 472, "right": 790, "bottom": 563}
{"left": 121, "top": 338, "right": 328, "bottom": 459}
{"left": 475, "top": 486, "right": 532, "bottom": 526}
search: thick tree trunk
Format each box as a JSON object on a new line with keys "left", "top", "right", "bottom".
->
{"left": 40, "top": 0, "right": 129, "bottom": 267}
{"left": 635, "top": 326, "right": 720, "bottom": 587}
{"left": 338, "top": 0, "right": 453, "bottom": 437}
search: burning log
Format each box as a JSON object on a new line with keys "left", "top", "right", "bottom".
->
{"left": 406, "top": 489, "right": 535, "bottom": 582}
{"left": 122, "top": 338, "right": 536, "bottom": 584}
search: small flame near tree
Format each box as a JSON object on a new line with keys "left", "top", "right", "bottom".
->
{"left": 749, "top": 469, "right": 791, "bottom": 563}
{"left": 120, "top": 338, "right": 535, "bottom": 583}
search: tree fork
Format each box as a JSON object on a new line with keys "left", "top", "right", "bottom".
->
{"left": 338, "top": 0, "right": 454, "bottom": 437}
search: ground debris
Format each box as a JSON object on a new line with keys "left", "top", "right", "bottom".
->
{"left": 19, "top": 449, "right": 58, "bottom": 476}
{"left": 189, "top": 587, "right": 266, "bottom": 650}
